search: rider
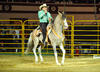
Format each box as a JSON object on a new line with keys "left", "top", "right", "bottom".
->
{"left": 38, "top": 3, "right": 53, "bottom": 45}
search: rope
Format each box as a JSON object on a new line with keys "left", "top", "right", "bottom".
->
{"left": 94, "top": 0, "right": 98, "bottom": 23}
{"left": 93, "top": 0, "right": 100, "bottom": 53}
{"left": 63, "top": 0, "right": 70, "bottom": 48}
{"left": 63, "top": 0, "right": 66, "bottom": 12}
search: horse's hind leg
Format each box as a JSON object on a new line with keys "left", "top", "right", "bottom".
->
{"left": 33, "top": 39, "right": 39, "bottom": 63}
{"left": 59, "top": 43, "right": 66, "bottom": 65}
{"left": 38, "top": 46, "right": 43, "bottom": 62}
{"left": 33, "top": 46, "right": 38, "bottom": 63}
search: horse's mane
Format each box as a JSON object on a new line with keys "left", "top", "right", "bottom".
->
{"left": 51, "top": 14, "right": 60, "bottom": 25}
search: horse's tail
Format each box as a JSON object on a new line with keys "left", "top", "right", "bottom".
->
{"left": 24, "top": 32, "right": 34, "bottom": 54}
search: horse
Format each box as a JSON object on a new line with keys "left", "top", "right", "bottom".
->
{"left": 25, "top": 11, "right": 68, "bottom": 65}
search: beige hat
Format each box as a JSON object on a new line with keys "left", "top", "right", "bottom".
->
{"left": 39, "top": 4, "right": 49, "bottom": 10}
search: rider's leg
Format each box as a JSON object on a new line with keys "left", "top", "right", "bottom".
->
{"left": 40, "top": 23, "right": 48, "bottom": 44}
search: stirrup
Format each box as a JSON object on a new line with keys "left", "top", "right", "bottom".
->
{"left": 43, "top": 42, "right": 47, "bottom": 46}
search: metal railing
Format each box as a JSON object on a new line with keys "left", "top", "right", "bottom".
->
{"left": 0, "top": 16, "right": 100, "bottom": 57}
{"left": 73, "top": 20, "right": 100, "bottom": 56}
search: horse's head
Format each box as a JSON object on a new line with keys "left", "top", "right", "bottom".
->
{"left": 58, "top": 11, "right": 68, "bottom": 29}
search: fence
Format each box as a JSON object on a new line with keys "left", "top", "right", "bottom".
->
{"left": 0, "top": 20, "right": 23, "bottom": 54}
{"left": 0, "top": 16, "right": 100, "bottom": 57}
{"left": 73, "top": 20, "right": 100, "bottom": 57}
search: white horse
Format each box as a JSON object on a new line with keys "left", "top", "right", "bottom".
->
{"left": 25, "top": 11, "right": 68, "bottom": 65}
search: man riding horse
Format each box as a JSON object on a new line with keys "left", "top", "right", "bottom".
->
{"left": 38, "top": 4, "right": 53, "bottom": 45}
{"left": 25, "top": 4, "right": 68, "bottom": 65}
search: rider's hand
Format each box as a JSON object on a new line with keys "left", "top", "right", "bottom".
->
{"left": 44, "top": 10, "right": 47, "bottom": 14}
{"left": 49, "top": 18, "right": 51, "bottom": 23}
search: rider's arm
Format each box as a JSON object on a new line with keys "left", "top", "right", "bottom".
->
{"left": 47, "top": 12, "right": 53, "bottom": 23}
{"left": 38, "top": 10, "right": 45, "bottom": 19}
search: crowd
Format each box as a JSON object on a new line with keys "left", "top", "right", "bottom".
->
{"left": 0, "top": 0, "right": 100, "bottom": 4}
{"left": 0, "top": 26, "right": 21, "bottom": 52}
{"left": 0, "top": 21, "right": 38, "bottom": 52}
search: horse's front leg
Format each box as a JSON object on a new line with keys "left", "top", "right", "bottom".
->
{"left": 53, "top": 45, "right": 61, "bottom": 65}
{"left": 59, "top": 43, "right": 66, "bottom": 65}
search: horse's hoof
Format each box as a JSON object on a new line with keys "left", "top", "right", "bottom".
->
{"left": 57, "top": 63, "right": 61, "bottom": 65}
{"left": 40, "top": 62, "right": 44, "bottom": 64}
{"left": 40, "top": 59, "right": 43, "bottom": 62}
{"left": 35, "top": 61, "right": 38, "bottom": 64}
{"left": 61, "top": 62, "right": 64, "bottom": 65}
{"left": 24, "top": 52, "right": 28, "bottom": 55}
{"left": 40, "top": 61, "right": 44, "bottom": 63}
{"left": 61, "top": 63, "right": 64, "bottom": 65}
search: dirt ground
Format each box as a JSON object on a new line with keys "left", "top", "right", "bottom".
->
{"left": 0, "top": 55, "right": 100, "bottom": 72}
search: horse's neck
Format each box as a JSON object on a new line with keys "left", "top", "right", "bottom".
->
{"left": 54, "top": 15, "right": 63, "bottom": 34}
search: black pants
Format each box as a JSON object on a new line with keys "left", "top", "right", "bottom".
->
{"left": 40, "top": 22, "right": 48, "bottom": 43}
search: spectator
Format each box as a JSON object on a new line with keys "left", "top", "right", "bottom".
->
{"left": 12, "top": 26, "right": 20, "bottom": 52}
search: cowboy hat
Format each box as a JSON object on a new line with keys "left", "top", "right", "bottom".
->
{"left": 39, "top": 4, "right": 49, "bottom": 10}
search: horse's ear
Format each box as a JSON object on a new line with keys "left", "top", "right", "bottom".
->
{"left": 58, "top": 11, "right": 62, "bottom": 16}
{"left": 62, "top": 11, "right": 64, "bottom": 14}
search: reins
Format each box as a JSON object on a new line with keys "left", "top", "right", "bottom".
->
{"left": 51, "top": 19, "right": 65, "bottom": 39}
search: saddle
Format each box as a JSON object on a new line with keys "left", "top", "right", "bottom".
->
{"left": 33, "top": 25, "right": 52, "bottom": 44}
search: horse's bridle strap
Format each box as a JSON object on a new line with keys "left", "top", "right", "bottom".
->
{"left": 49, "top": 19, "right": 65, "bottom": 39}
{"left": 52, "top": 28, "right": 62, "bottom": 39}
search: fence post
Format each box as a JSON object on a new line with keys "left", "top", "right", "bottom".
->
{"left": 22, "top": 21, "right": 25, "bottom": 56}
{"left": 97, "top": 20, "right": 100, "bottom": 55}
{"left": 71, "top": 16, "right": 74, "bottom": 58}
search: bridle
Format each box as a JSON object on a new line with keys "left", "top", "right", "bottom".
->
{"left": 51, "top": 15, "right": 66, "bottom": 39}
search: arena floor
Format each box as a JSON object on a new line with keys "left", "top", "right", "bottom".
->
{"left": 0, "top": 55, "right": 100, "bottom": 72}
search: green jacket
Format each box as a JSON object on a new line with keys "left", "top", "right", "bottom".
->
{"left": 38, "top": 10, "right": 52, "bottom": 23}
